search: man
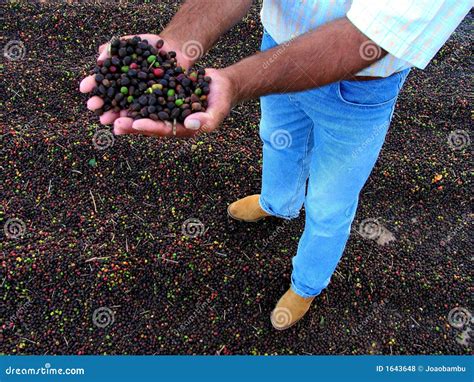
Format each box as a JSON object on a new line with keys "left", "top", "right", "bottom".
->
{"left": 80, "top": 0, "right": 471, "bottom": 330}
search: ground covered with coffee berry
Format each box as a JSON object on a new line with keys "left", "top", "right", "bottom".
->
{"left": 1, "top": 2, "right": 472, "bottom": 355}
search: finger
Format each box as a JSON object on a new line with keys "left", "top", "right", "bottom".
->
{"left": 100, "top": 111, "right": 119, "bottom": 125}
{"left": 132, "top": 119, "right": 197, "bottom": 138}
{"left": 80, "top": 75, "right": 97, "bottom": 93}
{"left": 87, "top": 96, "right": 104, "bottom": 111}
{"left": 98, "top": 42, "right": 108, "bottom": 55}
{"left": 113, "top": 117, "right": 136, "bottom": 135}
{"left": 98, "top": 46, "right": 110, "bottom": 63}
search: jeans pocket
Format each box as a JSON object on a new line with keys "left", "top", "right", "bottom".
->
{"left": 336, "top": 72, "right": 403, "bottom": 108}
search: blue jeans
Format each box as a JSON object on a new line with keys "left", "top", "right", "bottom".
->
{"left": 258, "top": 30, "right": 410, "bottom": 298}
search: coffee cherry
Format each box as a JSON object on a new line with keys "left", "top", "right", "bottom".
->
{"left": 158, "top": 111, "right": 169, "bottom": 121}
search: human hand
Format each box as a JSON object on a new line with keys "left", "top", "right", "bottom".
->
{"left": 79, "top": 34, "right": 195, "bottom": 133}
{"left": 114, "top": 68, "right": 233, "bottom": 137}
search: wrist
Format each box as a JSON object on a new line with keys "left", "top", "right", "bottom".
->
{"left": 220, "top": 66, "right": 243, "bottom": 107}
{"left": 160, "top": 31, "right": 196, "bottom": 69}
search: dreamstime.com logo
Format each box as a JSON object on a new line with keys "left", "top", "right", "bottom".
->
{"left": 92, "top": 307, "right": 115, "bottom": 328}
{"left": 270, "top": 129, "right": 292, "bottom": 150}
{"left": 181, "top": 218, "right": 207, "bottom": 238}
{"left": 356, "top": 218, "right": 396, "bottom": 246}
{"left": 182, "top": 40, "right": 204, "bottom": 61}
{"left": 447, "top": 307, "right": 473, "bottom": 347}
{"left": 447, "top": 130, "right": 470, "bottom": 151}
{"left": 93, "top": 129, "right": 115, "bottom": 150}
{"left": 359, "top": 40, "right": 382, "bottom": 61}
{"left": 5, "top": 363, "right": 85, "bottom": 376}
{"left": 3, "top": 39, "right": 26, "bottom": 61}
{"left": 3, "top": 217, "right": 27, "bottom": 239}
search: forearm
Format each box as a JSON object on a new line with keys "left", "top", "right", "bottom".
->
{"left": 161, "top": 0, "right": 253, "bottom": 55}
{"left": 222, "top": 17, "right": 387, "bottom": 103}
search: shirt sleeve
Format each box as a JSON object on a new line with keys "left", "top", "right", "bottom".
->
{"left": 347, "top": 0, "right": 472, "bottom": 69}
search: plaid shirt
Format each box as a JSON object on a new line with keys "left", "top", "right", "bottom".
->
{"left": 261, "top": 0, "right": 472, "bottom": 77}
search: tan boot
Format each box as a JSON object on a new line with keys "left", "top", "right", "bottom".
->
{"left": 227, "top": 194, "right": 271, "bottom": 222}
{"left": 270, "top": 288, "right": 315, "bottom": 330}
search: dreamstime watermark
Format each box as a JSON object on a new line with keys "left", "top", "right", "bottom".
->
{"left": 359, "top": 40, "right": 382, "bottom": 61}
{"left": 5, "top": 363, "right": 85, "bottom": 376}
{"left": 175, "top": 297, "right": 214, "bottom": 334}
{"left": 6, "top": 300, "right": 32, "bottom": 328}
{"left": 182, "top": 40, "right": 204, "bottom": 61}
{"left": 3, "top": 39, "right": 26, "bottom": 61}
{"left": 92, "top": 307, "right": 115, "bottom": 328}
{"left": 352, "top": 299, "right": 388, "bottom": 335}
{"left": 270, "top": 129, "right": 292, "bottom": 150}
{"left": 271, "top": 307, "right": 293, "bottom": 328}
{"left": 3, "top": 218, "right": 26, "bottom": 239}
{"left": 440, "top": 212, "right": 472, "bottom": 249}
{"left": 259, "top": 219, "right": 291, "bottom": 251}
{"left": 447, "top": 130, "right": 470, "bottom": 151}
{"left": 92, "top": 129, "right": 115, "bottom": 150}
{"left": 351, "top": 123, "right": 386, "bottom": 160}
{"left": 356, "top": 218, "right": 396, "bottom": 246}
{"left": 447, "top": 307, "right": 473, "bottom": 347}
{"left": 358, "top": 218, "right": 382, "bottom": 240}
{"left": 181, "top": 218, "right": 206, "bottom": 238}
{"left": 262, "top": 35, "right": 296, "bottom": 70}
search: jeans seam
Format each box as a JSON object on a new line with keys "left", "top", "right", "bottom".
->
{"left": 286, "top": 121, "right": 314, "bottom": 217}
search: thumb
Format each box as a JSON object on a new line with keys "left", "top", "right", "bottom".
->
{"left": 184, "top": 112, "right": 216, "bottom": 133}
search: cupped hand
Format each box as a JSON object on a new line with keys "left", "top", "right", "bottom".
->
{"left": 115, "top": 68, "right": 233, "bottom": 137}
{"left": 79, "top": 34, "right": 195, "bottom": 132}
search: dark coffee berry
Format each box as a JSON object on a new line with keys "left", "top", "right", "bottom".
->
{"left": 118, "top": 47, "right": 127, "bottom": 57}
{"left": 138, "top": 95, "right": 148, "bottom": 106}
{"left": 170, "top": 108, "right": 180, "bottom": 120}
{"left": 148, "top": 96, "right": 157, "bottom": 105}
{"left": 158, "top": 111, "right": 169, "bottom": 121}
{"left": 181, "top": 109, "right": 192, "bottom": 119}
{"left": 130, "top": 103, "right": 141, "bottom": 111}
